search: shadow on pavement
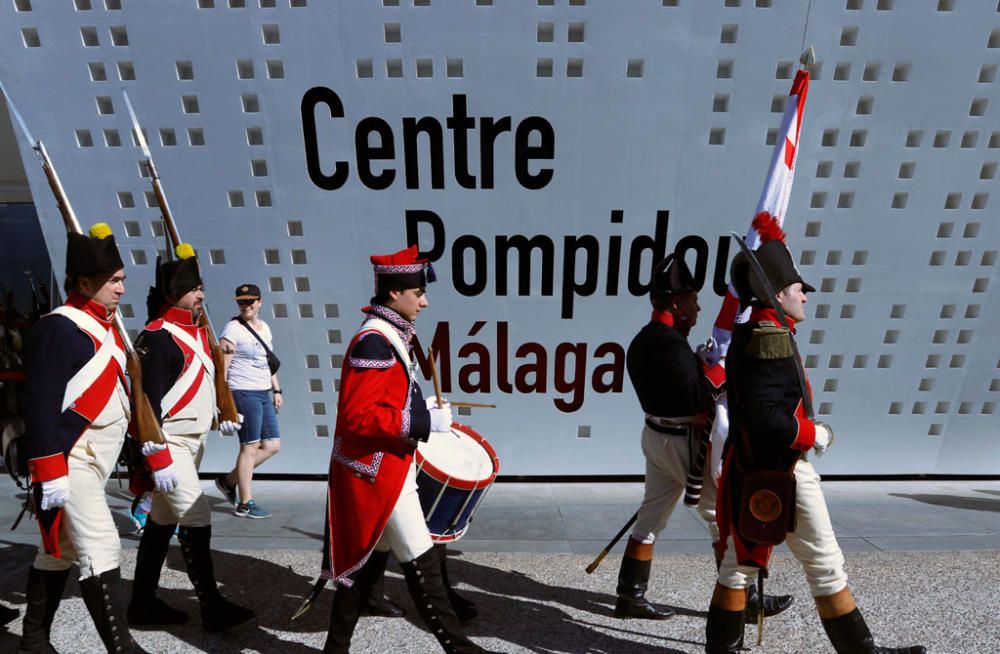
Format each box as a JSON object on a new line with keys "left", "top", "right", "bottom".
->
{"left": 376, "top": 550, "right": 700, "bottom": 654}
{"left": 2, "top": 540, "right": 709, "bottom": 653}
{"left": 889, "top": 492, "right": 1000, "bottom": 513}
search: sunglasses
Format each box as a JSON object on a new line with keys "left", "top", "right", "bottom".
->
{"left": 236, "top": 298, "right": 258, "bottom": 306}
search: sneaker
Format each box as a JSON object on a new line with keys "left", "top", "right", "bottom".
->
{"left": 234, "top": 500, "right": 270, "bottom": 520}
{"left": 215, "top": 476, "right": 238, "bottom": 506}
{"left": 129, "top": 496, "right": 149, "bottom": 533}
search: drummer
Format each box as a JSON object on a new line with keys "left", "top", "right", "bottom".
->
{"left": 320, "top": 245, "right": 496, "bottom": 654}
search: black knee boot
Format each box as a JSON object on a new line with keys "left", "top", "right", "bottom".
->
{"left": 357, "top": 549, "right": 405, "bottom": 618}
{"left": 79, "top": 568, "right": 150, "bottom": 654}
{"left": 704, "top": 604, "right": 745, "bottom": 653}
{"left": 745, "top": 582, "right": 794, "bottom": 618}
{"left": 17, "top": 567, "right": 69, "bottom": 654}
{"left": 177, "top": 525, "right": 254, "bottom": 631}
{"left": 821, "top": 608, "right": 926, "bottom": 654}
{"left": 322, "top": 582, "right": 361, "bottom": 654}
{"left": 436, "top": 544, "right": 478, "bottom": 622}
{"left": 128, "top": 518, "right": 188, "bottom": 626}
{"left": 614, "top": 555, "right": 674, "bottom": 619}
{"left": 401, "top": 548, "right": 488, "bottom": 654}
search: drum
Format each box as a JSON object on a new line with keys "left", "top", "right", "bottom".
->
{"left": 415, "top": 422, "right": 499, "bottom": 542}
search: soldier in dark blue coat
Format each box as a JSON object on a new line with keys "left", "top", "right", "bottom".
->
{"left": 19, "top": 224, "right": 149, "bottom": 654}
{"left": 706, "top": 239, "right": 925, "bottom": 654}
{"left": 126, "top": 245, "right": 252, "bottom": 633}
{"left": 613, "top": 253, "right": 792, "bottom": 624}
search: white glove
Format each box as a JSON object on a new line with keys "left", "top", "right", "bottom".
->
{"left": 813, "top": 422, "right": 833, "bottom": 457}
{"left": 141, "top": 441, "right": 179, "bottom": 493}
{"left": 40, "top": 476, "right": 71, "bottom": 511}
{"left": 695, "top": 336, "right": 719, "bottom": 365}
{"left": 429, "top": 403, "right": 453, "bottom": 433}
{"left": 219, "top": 413, "right": 244, "bottom": 436}
{"left": 151, "top": 466, "right": 178, "bottom": 493}
{"left": 709, "top": 394, "right": 729, "bottom": 485}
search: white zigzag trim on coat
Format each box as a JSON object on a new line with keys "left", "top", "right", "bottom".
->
{"left": 348, "top": 356, "right": 394, "bottom": 369}
{"left": 330, "top": 435, "right": 384, "bottom": 477}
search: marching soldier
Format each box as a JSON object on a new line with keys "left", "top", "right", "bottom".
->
{"left": 125, "top": 244, "right": 252, "bottom": 632}
{"left": 19, "top": 224, "right": 149, "bottom": 653}
{"left": 613, "top": 254, "right": 792, "bottom": 621}
{"left": 321, "top": 246, "right": 496, "bottom": 654}
{"left": 705, "top": 236, "right": 925, "bottom": 653}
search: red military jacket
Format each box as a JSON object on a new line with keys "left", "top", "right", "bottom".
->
{"left": 322, "top": 305, "right": 432, "bottom": 586}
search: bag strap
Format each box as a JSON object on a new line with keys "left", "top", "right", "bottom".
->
{"left": 237, "top": 317, "right": 275, "bottom": 358}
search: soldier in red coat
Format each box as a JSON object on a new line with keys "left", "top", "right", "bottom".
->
{"left": 19, "top": 225, "right": 149, "bottom": 653}
{"left": 321, "top": 246, "right": 494, "bottom": 654}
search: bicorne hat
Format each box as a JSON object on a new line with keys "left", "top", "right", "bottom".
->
{"left": 650, "top": 253, "right": 697, "bottom": 297}
{"left": 731, "top": 240, "right": 815, "bottom": 307}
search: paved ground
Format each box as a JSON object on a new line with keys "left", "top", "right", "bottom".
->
{"left": 1, "top": 478, "right": 999, "bottom": 652}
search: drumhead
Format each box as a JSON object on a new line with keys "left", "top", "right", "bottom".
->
{"left": 416, "top": 423, "right": 497, "bottom": 485}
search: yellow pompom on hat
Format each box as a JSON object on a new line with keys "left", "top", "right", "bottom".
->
{"left": 175, "top": 242, "right": 196, "bottom": 260}
{"left": 88, "top": 222, "right": 113, "bottom": 240}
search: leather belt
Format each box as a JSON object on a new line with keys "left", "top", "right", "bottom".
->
{"left": 644, "top": 419, "right": 691, "bottom": 436}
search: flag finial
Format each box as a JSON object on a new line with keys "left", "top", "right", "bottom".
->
{"left": 800, "top": 46, "right": 816, "bottom": 69}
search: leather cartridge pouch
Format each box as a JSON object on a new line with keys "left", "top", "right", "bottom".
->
{"left": 738, "top": 469, "right": 796, "bottom": 545}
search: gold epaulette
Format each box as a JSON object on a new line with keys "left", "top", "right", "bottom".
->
{"left": 747, "top": 324, "right": 793, "bottom": 359}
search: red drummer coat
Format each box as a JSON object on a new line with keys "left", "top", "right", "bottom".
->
{"left": 322, "top": 306, "right": 432, "bottom": 586}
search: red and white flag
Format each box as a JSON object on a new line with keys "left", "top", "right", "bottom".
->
{"left": 712, "top": 68, "right": 810, "bottom": 352}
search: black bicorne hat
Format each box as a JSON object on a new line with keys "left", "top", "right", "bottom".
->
{"left": 731, "top": 239, "right": 816, "bottom": 307}
{"left": 65, "top": 223, "right": 124, "bottom": 280}
{"left": 651, "top": 253, "right": 697, "bottom": 297}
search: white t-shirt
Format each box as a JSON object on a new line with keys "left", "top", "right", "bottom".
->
{"left": 220, "top": 318, "right": 275, "bottom": 391}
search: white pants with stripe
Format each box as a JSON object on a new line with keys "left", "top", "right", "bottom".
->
{"left": 150, "top": 431, "right": 212, "bottom": 528}
{"left": 632, "top": 425, "right": 719, "bottom": 545}
{"left": 374, "top": 462, "right": 434, "bottom": 564}
{"left": 717, "top": 459, "right": 849, "bottom": 597}
{"left": 34, "top": 416, "right": 127, "bottom": 580}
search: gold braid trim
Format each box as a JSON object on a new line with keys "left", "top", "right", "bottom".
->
{"left": 747, "top": 324, "right": 793, "bottom": 359}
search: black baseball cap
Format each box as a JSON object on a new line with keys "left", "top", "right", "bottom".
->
{"left": 235, "top": 283, "right": 261, "bottom": 300}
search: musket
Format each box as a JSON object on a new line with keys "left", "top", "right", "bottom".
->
{"left": 0, "top": 80, "right": 164, "bottom": 445}
{"left": 121, "top": 89, "right": 240, "bottom": 424}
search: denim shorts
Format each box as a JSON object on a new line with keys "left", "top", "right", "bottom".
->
{"left": 232, "top": 389, "right": 281, "bottom": 445}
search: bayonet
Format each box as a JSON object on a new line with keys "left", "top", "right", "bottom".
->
{"left": 120, "top": 89, "right": 240, "bottom": 424}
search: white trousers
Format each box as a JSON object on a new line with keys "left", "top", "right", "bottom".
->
{"left": 150, "top": 432, "right": 212, "bottom": 528}
{"left": 374, "top": 462, "right": 433, "bottom": 564}
{"left": 34, "top": 416, "right": 127, "bottom": 580}
{"left": 717, "top": 459, "right": 849, "bottom": 597}
{"left": 632, "top": 426, "right": 719, "bottom": 545}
